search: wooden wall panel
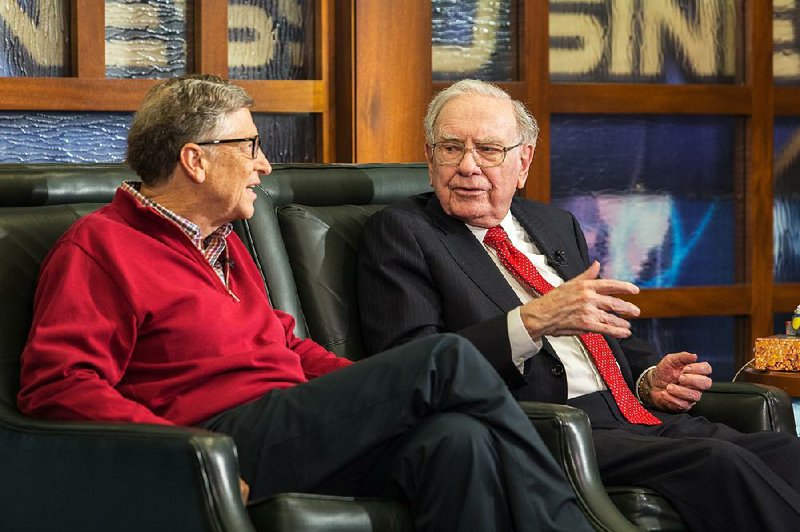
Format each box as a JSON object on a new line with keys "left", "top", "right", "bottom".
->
{"left": 745, "top": 1, "right": 775, "bottom": 354}
{"left": 350, "top": 1, "right": 432, "bottom": 162}
{"left": 71, "top": 0, "right": 105, "bottom": 78}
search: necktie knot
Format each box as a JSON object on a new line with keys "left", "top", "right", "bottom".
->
{"left": 484, "top": 226, "right": 509, "bottom": 247}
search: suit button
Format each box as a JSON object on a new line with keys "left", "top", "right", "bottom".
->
{"left": 551, "top": 365, "right": 565, "bottom": 376}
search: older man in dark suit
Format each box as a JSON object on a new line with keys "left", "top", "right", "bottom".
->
{"left": 358, "top": 78, "right": 800, "bottom": 531}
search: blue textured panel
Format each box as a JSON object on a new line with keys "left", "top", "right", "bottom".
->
{"left": 0, "top": 112, "right": 130, "bottom": 163}
{"left": 0, "top": 0, "right": 70, "bottom": 77}
{"left": 551, "top": 115, "right": 737, "bottom": 287}
{"left": 632, "top": 317, "right": 736, "bottom": 381}
{"left": 549, "top": 0, "right": 741, "bottom": 84}
{"left": 432, "top": 0, "right": 515, "bottom": 81}
{"left": 0, "top": 111, "right": 316, "bottom": 164}
{"left": 105, "top": 0, "right": 191, "bottom": 78}
{"left": 253, "top": 113, "right": 315, "bottom": 163}
{"left": 775, "top": 117, "right": 800, "bottom": 282}
{"left": 228, "top": 0, "right": 314, "bottom": 80}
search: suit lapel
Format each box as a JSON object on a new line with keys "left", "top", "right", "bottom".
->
{"left": 425, "top": 196, "right": 522, "bottom": 313}
{"left": 509, "top": 198, "right": 584, "bottom": 281}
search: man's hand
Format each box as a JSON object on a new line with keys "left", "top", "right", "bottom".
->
{"left": 239, "top": 477, "right": 250, "bottom": 503}
{"left": 519, "top": 261, "right": 641, "bottom": 339}
{"left": 646, "top": 352, "right": 713, "bottom": 412}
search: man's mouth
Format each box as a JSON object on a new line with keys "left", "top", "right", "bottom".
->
{"left": 451, "top": 186, "right": 488, "bottom": 195}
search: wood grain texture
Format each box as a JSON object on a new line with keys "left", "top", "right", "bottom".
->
{"left": 745, "top": 1, "right": 775, "bottom": 353}
{"left": 550, "top": 84, "right": 752, "bottom": 115}
{"left": 623, "top": 286, "right": 752, "bottom": 318}
{"left": 71, "top": 0, "right": 105, "bottom": 78}
{"left": 351, "top": 0, "right": 431, "bottom": 162}
{"left": 194, "top": 0, "right": 228, "bottom": 77}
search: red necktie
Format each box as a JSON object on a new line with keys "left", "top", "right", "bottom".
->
{"left": 484, "top": 226, "right": 660, "bottom": 425}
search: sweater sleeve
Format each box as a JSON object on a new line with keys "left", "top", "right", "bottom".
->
{"left": 275, "top": 309, "right": 351, "bottom": 379}
{"left": 17, "top": 241, "right": 171, "bottom": 425}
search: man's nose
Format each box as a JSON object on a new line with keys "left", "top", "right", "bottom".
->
{"left": 457, "top": 147, "right": 481, "bottom": 173}
{"left": 255, "top": 148, "right": 272, "bottom": 175}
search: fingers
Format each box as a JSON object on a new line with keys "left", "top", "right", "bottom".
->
{"left": 665, "top": 383, "right": 704, "bottom": 403}
{"left": 590, "top": 279, "right": 640, "bottom": 296}
{"left": 574, "top": 260, "right": 601, "bottom": 280}
{"left": 573, "top": 262, "right": 640, "bottom": 296}
{"left": 655, "top": 388, "right": 698, "bottom": 412}
{"left": 596, "top": 293, "right": 640, "bottom": 318}
{"left": 682, "top": 361, "right": 712, "bottom": 376}
{"left": 665, "top": 351, "right": 698, "bottom": 366}
{"left": 651, "top": 379, "right": 704, "bottom": 412}
{"left": 678, "top": 372, "right": 712, "bottom": 391}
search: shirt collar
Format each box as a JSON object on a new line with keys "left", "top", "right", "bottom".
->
{"left": 464, "top": 209, "right": 515, "bottom": 243}
{"left": 120, "top": 181, "right": 233, "bottom": 246}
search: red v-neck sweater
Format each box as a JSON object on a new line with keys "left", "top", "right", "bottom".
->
{"left": 18, "top": 188, "right": 350, "bottom": 426}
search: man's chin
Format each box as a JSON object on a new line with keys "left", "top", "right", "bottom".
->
{"left": 446, "top": 203, "right": 493, "bottom": 227}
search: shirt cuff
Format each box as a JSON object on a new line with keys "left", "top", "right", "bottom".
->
{"left": 635, "top": 365, "right": 658, "bottom": 403}
{"left": 508, "top": 307, "right": 542, "bottom": 373}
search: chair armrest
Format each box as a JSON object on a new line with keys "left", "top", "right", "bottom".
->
{"left": 0, "top": 407, "right": 254, "bottom": 532}
{"left": 690, "top": 381, "right": 796, "bottom": 434}
{"left": 517, "top": 401, "right": 638, "bottom": 532}
{"left": 247, "top": 493, "right": 414, "bottom": 532}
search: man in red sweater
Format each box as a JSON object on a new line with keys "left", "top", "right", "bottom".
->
{"left": 17, "top": 75, "right": 590, "bottom": 532}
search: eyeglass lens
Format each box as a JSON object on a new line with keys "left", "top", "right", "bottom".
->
{"left": 435, "top": 144, "right": 505, "bottom": 167}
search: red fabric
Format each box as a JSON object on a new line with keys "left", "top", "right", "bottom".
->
{"left": 483, "top": 226, "right": 660, "bottom": 425}
{"left": 18, "top": 188, "right": 350, "bottom": 426}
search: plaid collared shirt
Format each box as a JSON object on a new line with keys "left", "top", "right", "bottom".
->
{"left": 121, "top": 181, "right": 233, "bottom": 284}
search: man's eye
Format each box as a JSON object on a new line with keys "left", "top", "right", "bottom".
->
{"left": 440, "top": 144, "right": 463, "bottom": 153}
{"left": 477, "top": 145, "right": 502, "bottom": 155}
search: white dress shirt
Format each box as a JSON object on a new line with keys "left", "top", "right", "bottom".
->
{"left": 465, "top": 212, "right": 608, "bottom": 399}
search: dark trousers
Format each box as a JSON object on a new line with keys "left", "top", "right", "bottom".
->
{"left": 570, "top": 390, "right": 800, "bottom": 532}
{"left": 200, "top": 334, "right": 590, "bottom": 532}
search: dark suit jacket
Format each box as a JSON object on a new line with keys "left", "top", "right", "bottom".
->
{"left": 357, "top": 192, "right": 660, "bottom": 404}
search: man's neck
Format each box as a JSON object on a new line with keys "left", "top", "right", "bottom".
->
{"left": 139, "top": 180, "right": 217, "bottom": 239}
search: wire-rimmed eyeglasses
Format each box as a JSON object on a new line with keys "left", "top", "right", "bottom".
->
{"left": 196, "top": 135, "right": 262, "bottom": 159}
{"left": 430, "top": 140, "right": 523, "bottom": 168}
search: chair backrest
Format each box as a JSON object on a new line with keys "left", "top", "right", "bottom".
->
{"left": 0, "top": 163, "right": 134, "bottom": 206}
{"left": 0, "top": 205, "right": 109, "bottom": 413}
{"left": 0, "top": 164, "right": 126, "bottom": 414}
{"left": 246, "top": 163, "right": 431, "bottom": 359}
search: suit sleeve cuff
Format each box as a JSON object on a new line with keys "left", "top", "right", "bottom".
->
{"left": 508, "top": 307, "right": 543, "bottom": 373}
{"left": 635, "top": 365, "right": 658, "bottom": 403}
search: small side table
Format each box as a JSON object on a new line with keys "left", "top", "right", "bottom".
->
{"left": 743, "top": 367, "right": 800, "bottom": 435}
{"left": 743, "top": 366, "right": 800, "bottom": 396}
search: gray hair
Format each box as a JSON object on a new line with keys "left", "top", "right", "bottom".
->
{"left": 423, "top": 79, "right": 539, "bottom": 146}
{"left": 126, "top": 74, "right": 254, "bottom": 186}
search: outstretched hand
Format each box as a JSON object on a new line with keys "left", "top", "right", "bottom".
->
{"left": 647, "top": 352, "right": 713, "bottom": 412}
{"left": 519, "top": 261, "right": 641, "bottom": 339}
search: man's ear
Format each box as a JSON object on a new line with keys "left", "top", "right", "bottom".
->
{"left": 179, "top": 143, "right": 206, "bottom": 184}
{"left": 516, "top": 143, "right": 535, "bottom": 189}
{"left": 424, "top": 143, "right": 435, "bottom": 185}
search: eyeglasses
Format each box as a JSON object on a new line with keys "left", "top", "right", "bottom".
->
{"left": 430, "top": 140, "right": 523, "bottom": 168}
{"left": 196, "top": 135, "right": 262, "bottom": 159}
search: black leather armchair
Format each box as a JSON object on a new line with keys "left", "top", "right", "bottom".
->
{"left": 247, "top": 162, "right": 798, "bottom": 532}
